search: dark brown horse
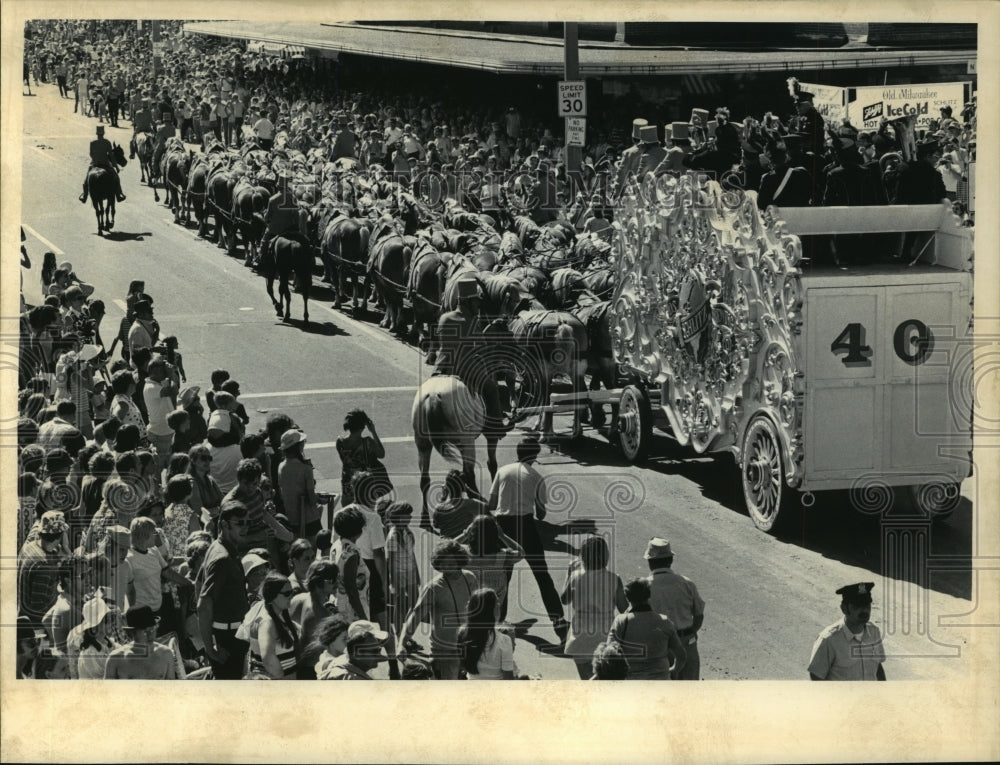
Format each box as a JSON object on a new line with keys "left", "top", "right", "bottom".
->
{"left": 206, "top": 160, "right": 237, "bottom": 250}
{"left": 509, "top": 309, "right": 589, "bottom": 440}
{"left": 161, "top": 144, "right": 191, "bottom": 224}
{"left": 231, "top": 178, "right": 270, "bottom": 265}
{"left": 570, "top": 297, "right": 620, "bottom": 430}
{"left": 406, "top": 240, "right": 447, "bottom": 351}
{"left": 261, "top": 233, "right": 313, "bottom": 324}
{"left": 85, "top": 144, "right": 127, "bottom": 236}
{"left": 368, "top": 218, "right": 413, "bottom": 334}
{"left": 320, "top": 213, "right": 371, "bottom": 312}
{"left": 187, "top": 154, "right": 210, "bottom": 237}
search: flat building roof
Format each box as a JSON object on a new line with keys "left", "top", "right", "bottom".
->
{"left": 183, "top": 21, "right": 975, "bottom": 76}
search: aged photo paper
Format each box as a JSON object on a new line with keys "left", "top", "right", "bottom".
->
{"left": 1, "top": 1, "right": 998, "bottom": 762}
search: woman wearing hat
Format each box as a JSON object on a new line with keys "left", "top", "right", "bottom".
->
{"left": 69, "top": 592, "right": 120, "bottom": 679}
{"left": 277, "top": 429, "right": 321, "bottom": 542}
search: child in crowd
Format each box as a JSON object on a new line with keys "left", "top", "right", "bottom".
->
{"left": 206, "top": 369, "right": 230, "bottom": 412}
{"left": 163, "top": 475, "right": 198, "bottom": 567}
{"left": 90, "top": 379, "right": 111, "bottom": 426}
{"left": 124, "top": 516, "right": 170, "bottom": 616}
{"left": 221, "top": 379, "right": 250, "bottom": 425}
{"left": 385, "top": 502, "right": 420, "bottom": 637}
{"left": 167, "top": 408, "right": 193, "bottom": 457}
{"left": 160, "top": 336, "right": 187, "bottom": 384}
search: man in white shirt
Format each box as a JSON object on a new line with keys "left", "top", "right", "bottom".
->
{"left": 487, "top": 434, "right": 567, "bottom": 639}
{"left": 253, "top": 110, "right": 275, "bottom": 150}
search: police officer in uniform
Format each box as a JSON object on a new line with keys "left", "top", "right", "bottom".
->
{"left": 79, "top": 124, "right": 125, "bottom": 204}
{"left": 808, "top": 582, "right": 886, "bottom": 680}
{"left": 430, "top": 277, "right": 505, "bottom": 437}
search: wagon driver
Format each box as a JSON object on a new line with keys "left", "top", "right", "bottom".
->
{"left": 431, "top": 277, "right": 507, "bottom": 443}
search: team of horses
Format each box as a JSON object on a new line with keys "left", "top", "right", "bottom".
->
{"left": 129, "top": 133, "right": 622, "bottom": 519}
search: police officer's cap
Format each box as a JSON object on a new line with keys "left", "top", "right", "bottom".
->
{"left": 95, "top": 125, "right": 105, "bottom": 135}
{"left": 836, "top": 582, "right": 874, "bottom": 604}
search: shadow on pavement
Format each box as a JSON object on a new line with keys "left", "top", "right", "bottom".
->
{"left": 100, "top": 230, "right": 152, "bottom": 242}
{"left": 553, "top": 427, "right": 973, "bottom": 600}
{"left": 275, "top": 319, "right": 349, "bottom": 337}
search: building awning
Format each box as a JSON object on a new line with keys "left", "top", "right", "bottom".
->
{"left": 184, "top": 20, "right": 975, "bottom": 76}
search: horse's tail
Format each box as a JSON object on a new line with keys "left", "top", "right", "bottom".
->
{"left": 357, "top": 223, "right": 371, "bottom": 261}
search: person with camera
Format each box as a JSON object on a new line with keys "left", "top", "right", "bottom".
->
{"left": 336, "top": 409, "right": 386, "bottom": 507}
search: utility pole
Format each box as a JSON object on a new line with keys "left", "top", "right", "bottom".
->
{"left": 564, "top": 22, "right": 582, "bottom": 179}
{"left": 152, "top": 20, "right": 161, "bottom": 81}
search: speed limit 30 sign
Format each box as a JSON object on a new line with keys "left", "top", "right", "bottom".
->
{"left": 558, "top": 80, "right": 587, "bottom": 117}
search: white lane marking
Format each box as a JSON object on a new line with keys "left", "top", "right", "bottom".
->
{"left": 242, "top": 385, "right": 415, "bottom": 400}
{"left": 239, "top": 307, "right": 254, "bottom": 311}
{"left": 308, "top": 436, "right": 413, "bottom": 448}
{"left": 21, "top": 224, "right": 64, "bottom": 255}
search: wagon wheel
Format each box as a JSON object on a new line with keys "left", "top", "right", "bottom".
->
{"left": 907, "top": 482, "right": 961, "bottom": 523}
{"left": 741, "top": 415, "right": 798, "bottom": 533}
{"left": 617, "top": 385, "right": 652, "bottom": 464}
{"left": 508, "top": 351, "right": 543, "bottom": 425}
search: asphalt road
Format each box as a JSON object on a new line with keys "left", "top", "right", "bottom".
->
{"left": 17, "top": 81, "right": 980, "bottom": 680}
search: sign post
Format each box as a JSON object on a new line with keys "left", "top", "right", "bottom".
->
{"left": 152, "top": 20, "right": 161, "bottom": 80}
{"left": 562, "top": 23, "right": 582, "bottom": 181}
{"left": 565, "top": 117, "right": 586, "bottom": 147}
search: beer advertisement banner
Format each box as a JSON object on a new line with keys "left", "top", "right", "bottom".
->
{"left": 847, "top": 82, "right": 968, "bottom": 130}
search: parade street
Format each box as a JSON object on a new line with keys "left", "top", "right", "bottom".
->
{"left": 17, "top": 81, "right": 979, "bottom": 681}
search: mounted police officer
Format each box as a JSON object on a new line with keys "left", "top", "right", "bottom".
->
{"left": 79, "top": 124, "right": 125, "bottom": 204}
{"left": 431, "top": 277, "right": 505, "bottom": 436}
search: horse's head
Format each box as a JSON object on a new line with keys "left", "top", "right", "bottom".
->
{"left": 112, "top": 144, "right": 127, "bottom": 168}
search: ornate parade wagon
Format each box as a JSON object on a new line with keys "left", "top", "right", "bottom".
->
{"left": 546, "top": 173, "right": 974, "bottom": 532}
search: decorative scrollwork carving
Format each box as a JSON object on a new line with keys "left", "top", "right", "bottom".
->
{"left": 612, "top": 174, "right": 804, "bottom": 464}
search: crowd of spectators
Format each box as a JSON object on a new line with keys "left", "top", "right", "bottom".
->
{"left": 26, "top": 19, "right": 976, "bottom": 239}
{"left": 16, "top": 230, "right": 710, "bottom": 680}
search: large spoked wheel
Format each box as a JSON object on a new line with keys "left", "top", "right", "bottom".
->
{"left": 509, "top": 353, "right": 541, "bottom": 425}
{"left": 741, "top": 416, "right": 794, "bottom": 533}
{"left": 907, "top": 482, "right": 961, "bottom": 523}
{"left": 617, "top": 385, "right": 652, "bottom": 463}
